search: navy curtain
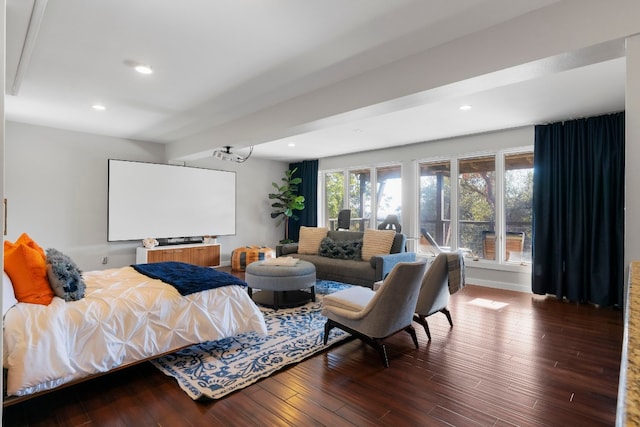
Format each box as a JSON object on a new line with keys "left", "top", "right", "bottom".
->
{"left": 532, "top": 112, "right": 624, "bottom": 307}
{"left": 288, "top": 160, "right": 318, "bottom": 242}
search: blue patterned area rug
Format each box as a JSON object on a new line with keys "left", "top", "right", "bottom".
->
{"left": 150, "top": 280, "right": 352, "bottom": 400}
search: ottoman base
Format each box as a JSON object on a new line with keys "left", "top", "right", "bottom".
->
{"left": 249, "top": 288, "right": 316, "bottom": 310}
{"left": 245, "top": 260, "right": 317, "bottom": 310}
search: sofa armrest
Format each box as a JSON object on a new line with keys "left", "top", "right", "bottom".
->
{"left": 276, "top": 243, "right": 299, "bottom": 257}
{"left": 371, "top": 252, "right": 417, "bottom": 281}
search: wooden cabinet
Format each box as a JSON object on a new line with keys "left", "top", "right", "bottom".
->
{"left": 190, "top": 245, "right": 220, "bottom": 267}
{"left": 147, "top": 247, "right": 191, "bottom": 263}
{"left": 136, "top": 244, "right": 221, "bottom": 267}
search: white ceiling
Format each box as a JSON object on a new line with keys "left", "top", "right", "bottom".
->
{"left": 5, "top": 0, "right": 626, "bottom": 162}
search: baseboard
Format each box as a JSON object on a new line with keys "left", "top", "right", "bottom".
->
{"left": 467, "top": 278, "right": 532, "bottom": 294}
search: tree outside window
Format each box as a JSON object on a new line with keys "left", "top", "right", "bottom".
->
{"left": 323, "top": 149, "right": 533, "bottom": 264}
{"left": 324, "top": 172, "right": 344, "bottom": 229}
{"left": 458, "top": 156, "right": 496, "bottom": 258}
{"left": 349, "top": 169, "right": 371, "bottom": 231}
{"left": 504, "top": 152, "right": 533, "bottom": 262}
{"left": 419, "top": 161, "right": 451, "bottom": 248}
{"left": 375, "top": 165, "right": 402, "bottom": 228}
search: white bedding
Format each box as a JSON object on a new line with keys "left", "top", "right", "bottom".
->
{"left": 3, "top": 266, "right": 268, "bottom": 397}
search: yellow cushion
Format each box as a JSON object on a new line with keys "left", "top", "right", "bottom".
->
{"left": 4, "top": 237, "right": 54, "bottom": 305}
{"left": 297, "top": 226, "right": 328, "bottom": 255}
{"left": 361, "top": 229, "right": 396, "bottom": 261}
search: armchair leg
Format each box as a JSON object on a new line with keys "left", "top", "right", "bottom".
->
{"left": 414, "top": 314, "right": 432, "bottom": 341}
{"left": 323, "top": 319, "right": 336, "bottom": 345}
{"left": 323, "top": 318, "right": 424, "bottom": 368}
{"left": 405, "top": 325, "right": 419, "bottom": 349}
{"left": 371, "top": 338, "right": 389, "bottom": 368}
{"left": 441, "top": 308, "right": 453, "bottom": 327}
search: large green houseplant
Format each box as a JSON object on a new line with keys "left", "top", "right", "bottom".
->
{"left": 269, "top": 168, "right": 305, "bottom": 243}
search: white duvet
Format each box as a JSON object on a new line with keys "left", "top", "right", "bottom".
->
{"left": 3, "top": 266, "right": 268, "bottom": 397}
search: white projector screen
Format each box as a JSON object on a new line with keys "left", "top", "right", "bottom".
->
{"left": 108, "top": 159, "right": 236, "bottom": 241}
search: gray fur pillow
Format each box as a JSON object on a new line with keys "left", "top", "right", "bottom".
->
{"left": 46, "top": 248, "right": 86, "bottom": 301}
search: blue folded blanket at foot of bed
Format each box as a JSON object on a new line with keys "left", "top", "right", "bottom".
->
{"left": 131, "top": 261, "right": 246, "bottom": 296}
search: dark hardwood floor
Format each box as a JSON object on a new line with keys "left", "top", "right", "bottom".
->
{"left": 3, "top": 284, "right": 623, "bottom": 427}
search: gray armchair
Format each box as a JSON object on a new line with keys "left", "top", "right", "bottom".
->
{"left": 413, "top": 252, "right": 457, "bottom": 340}
{"left": 321, "top": 259, "right": 427, "bottom": 367}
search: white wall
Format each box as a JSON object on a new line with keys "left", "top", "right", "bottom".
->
{"left": 184, "top": 156, "right": 288, "bottom": 265}
{"left": 4, "top": 121, "right": 288, "bottom": 270}
{"left": 5, "top": 121, "right": 165, "bottom": 270}
{"left": 626, "top": 36, "right": 640, "bottom": 273}
{"left": 319, "top": 126, "right": 536, "bottom": 293}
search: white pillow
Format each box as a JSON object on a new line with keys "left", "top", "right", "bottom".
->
{"left": 3, "top": 271, "right": 19, "bottom": 316}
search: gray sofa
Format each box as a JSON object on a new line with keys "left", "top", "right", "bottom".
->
{"left": 276, "top": 230, "right": 416, "bottom": 288}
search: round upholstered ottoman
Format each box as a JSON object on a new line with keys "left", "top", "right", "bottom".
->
{"left": 231, "top": 245, "right": 275, "bottom": 271}
{"left": 245, "top": 260, "right": 316, "bottom": 309}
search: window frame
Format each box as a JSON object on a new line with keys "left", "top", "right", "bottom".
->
{"left": 416, "top": 146, "right": 533, "bottom": 266}
{"left": 320, "top": 162, "right": 403, "bottom": 231}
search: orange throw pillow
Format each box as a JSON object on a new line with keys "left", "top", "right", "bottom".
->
{"left": 4, "top": 236, "right": 53, "bottom": 305}
{"left": 15, "top": 232, "right": 46, "bottom": 259}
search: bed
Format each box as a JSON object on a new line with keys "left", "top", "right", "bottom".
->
{"left": 2, "top": 263, "right": 268, "bottom": 403}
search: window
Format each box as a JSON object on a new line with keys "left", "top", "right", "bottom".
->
{"left": 321, "top": 164, "right": 402, "bottom": 231}
{"left": 324, "top": 171, "right": 344, "bottom": 230}
{"left": 321, "top": 149, "right": 532, "bottom": 265}
{"left": 418, "top": 160, "right": 451, "bottom": 248}
{"left": 375, "top": 165, "right": 402, "bottom": 228}
{"left": 349, "top": 169, "right": 371, "bottom": 231}
{"left": 459, "top": 155, "right": 496, "bottom": 259}
{"left": 418, "top": 149, "right": 533, "bottom": 264}
{"left": 504, "top": 152, "right": 533, "bottom": 263}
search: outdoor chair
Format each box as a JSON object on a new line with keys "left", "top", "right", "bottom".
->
{"left": 482, "top": 230, "right": 525, "bottom": 261}
{"left": 419, "top": 228, "right": 442, "bottom": 256}
{"left": 336, "top": 209, "right": 351, "bottom": 230}
{"left": 505, "top": 231, "right": 525, "bottom": 262}
{"left": 482, "top": 230, "right": 496, "bottom": 260}
{"left": 378, "top": 214, "right": 402, "bottom": 233}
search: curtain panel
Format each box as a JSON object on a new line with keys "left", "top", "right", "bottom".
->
{"left": 288, "top": 160, "right": 318, "bottom": 242}
{"left": 532, "top": 112, "right": 624, "bottom": 307}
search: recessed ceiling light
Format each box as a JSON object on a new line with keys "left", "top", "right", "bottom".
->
{"left": 459, "top": 105, "right": 472, "bottom": 111}
{"left": 92, "top": 104, "right": 106, "bottom": 111}
{"left": 288, "top": 143, "right": 296, "bottom": 148}
{"left": 134, "top": 64, "right": 153, "bottom": 75}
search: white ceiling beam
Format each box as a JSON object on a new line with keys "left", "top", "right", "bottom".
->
{"left": 10, "top": 0, "right": 48, "bottom": 96}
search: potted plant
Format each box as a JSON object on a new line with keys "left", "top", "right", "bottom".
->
{"left": 269, "top": 168, "right": 305, "bottom": 243}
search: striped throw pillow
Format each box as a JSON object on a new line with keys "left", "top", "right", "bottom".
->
{"left": 361, "top": 229, "right": 396, "bottom": 261}
{"left": 298, "top": 227, "right": 328, "bottom": 254}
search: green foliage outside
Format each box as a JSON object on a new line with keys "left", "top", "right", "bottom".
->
{"left": 457, "top": 171, "right": 496, "bottom": 254}
{"left": 325, "top": 170, "right": 378, "bottom": 230}
{"left": 419, "top": 167, "right": 532, "bottom": 257}
{"left": 324, "top": 172, "right": 344, "bottom": 222}
{"left": 325, "top": 161, "right": 532, "bottom": 258}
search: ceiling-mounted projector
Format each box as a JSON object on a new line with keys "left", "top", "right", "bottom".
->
{"left": 212, "top": 146, "right": 253, "bottom": 163}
